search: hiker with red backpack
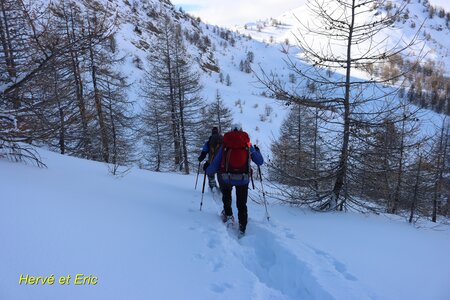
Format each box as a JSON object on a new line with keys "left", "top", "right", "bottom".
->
{"left": 198, "top": 127, "right": 223, "bottom": 190}
{"left": 206, "top": 123, "right": 263, "bottom": 235}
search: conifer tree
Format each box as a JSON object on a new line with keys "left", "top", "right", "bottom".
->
{"left": 259, "top": 0, "right": 424, "bottom": 210}
{"left": 141, "top": 17, "right": 205, "bottom": 174}
{"left": 270, "top": 104, "right": 325, "bottom": 201}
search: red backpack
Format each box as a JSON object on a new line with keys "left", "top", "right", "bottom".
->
{"left": 220, "top": 130, "right": 251, "bottom": 174}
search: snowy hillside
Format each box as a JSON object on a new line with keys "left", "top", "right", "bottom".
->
{"left": 107, "top": 0, "right": 450, "bottom": 153}
{"left": 235, "top": 0, "right": 450, "bottom": 74}
{"left": 67, "top": 0, "right": 298, "bottom": 152}
{"left": 1, "top": 149, "right": 450, "bottom": 300}
{"left": 6, "top": 0, "right": 446, "bottom": 159}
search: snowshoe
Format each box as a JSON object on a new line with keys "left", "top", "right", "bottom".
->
{"left": 226, "top": 216, "right": 235, "bottom": 228}
{"left": 239, "top": 224, "right": 246, "bottom": 236}
{"left": 220, "top": 210, "right": 227, "bottom": 223}
{"left": 221, "top": 210, "right": 234, "bottom": 227}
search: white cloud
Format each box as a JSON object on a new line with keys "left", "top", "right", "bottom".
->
{"left": 172, "top": 0, "right": 306, "bottom": 27}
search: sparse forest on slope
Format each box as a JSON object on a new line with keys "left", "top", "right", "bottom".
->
{"left": 1, "top": 0, "right": 448, "bottom": 222}
{"left": 243, "top": 0, "right": 449, "bottom": 222}
{"left": 238, "top": 0, "right": 450, "bottom": 115}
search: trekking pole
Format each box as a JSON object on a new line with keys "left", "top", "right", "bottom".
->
{"left": 258, "top": 165, "right": 270, "bottom": 221}
{"left": 248, "top": 147, "right": 255, "bottom": 189}
{"left": 199, "top": 169, "right": 207, "bottom": 211}
{"left": 195, "top": 161, "right": 201, "bottom": 190}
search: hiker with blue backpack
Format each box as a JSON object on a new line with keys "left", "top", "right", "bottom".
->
{"left": 206, "top": 123, "right": 263, "bottom": 235}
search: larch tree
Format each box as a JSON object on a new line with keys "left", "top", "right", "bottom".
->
{"left": 198, "top": 89, "right": 233, "bottom": 140}
{"left": 258, "top": 0, "right": 424, "bottom": 210}
{"left": 0, "top": 0, "right": 56, "bottom": 165}
{"left": 172, "top": 23, "right": 205, "bottom": 174}
{"left": 82, "top": 1, "right": 133, "bottom": 164}
{"left": 141, "top": 16, "right": 205, "bottom": 174}
{"left": 431, "top": 117, "right": 449, "bottom": 222}
{"left": 269, "top": 104, "right": 327, "bottom": 204}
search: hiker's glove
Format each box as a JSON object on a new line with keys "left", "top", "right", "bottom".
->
{"left": 203, "top": 162, "right": 209, "bottom": 171}
{"left": 198, "top": 151, "right": 207, "bottom": 162}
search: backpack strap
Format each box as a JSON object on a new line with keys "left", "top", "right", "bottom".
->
{"left": 247, "top": 145, "right": 251, "bottom": 175}
{"left": 210, "top": 141, "right": 215, "bottom": 161}
{"left": 225, "top": 148, "right": 231, "bottom": 173}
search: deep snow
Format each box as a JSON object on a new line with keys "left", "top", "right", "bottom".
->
{"left": 1, "top": 149, "right": 450, "bottom": 300}
{"left": 2, "top": 1, "right": 449, "bottom": 298}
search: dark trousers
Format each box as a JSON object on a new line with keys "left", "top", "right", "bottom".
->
{"left": 220, "top": 183, "right": 249, "bottom": 228}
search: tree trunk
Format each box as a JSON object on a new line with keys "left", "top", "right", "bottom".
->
{"left": 383, "top": 127, "right": 393, "bottom": 212}
{"left": 64, "top": 6, "right": 91, "bottom": 158}
{"left": 174, "top": 39, "right": 190, "bottom": 174}
{"left": 0, "top": 4, "right": 12, "bottom": 75}
{"left": 391, "top": 117, "right": 406, "bottom": 214}
{"left": 179, "top": 91, "right": 190, "bottom": 174}
{"left": 154, "top": 107, "right": 162, "bottom": 172}
{"left": 163, "top": 26, "right": 180, "bottom": 167}
{"left": 107, "top": 94, "right": 117, "bottom": 165}
{"left": 409, "top": 155, "right": 422, "bottom": 223}
{"left": 313, "top": 108, "right": 319, "bottom": 197}
{"left": 0, "top": 1, "right": 16, "bottom": 78}
{"left": 432, "top": 120, "right": 448, "bottom": 222}
{"left": 331, "top": 0, "right": 355, "bottom": 207}
{"left": 58, "top": 104, "right": 65, "bottom": 154}
{"left": 0, "top": 1, "right": 19, "bottom": 109}
{"left": 88, "top": 28, "right": 109, "bottom": 162}
{"left": 297, "top": 104, "right": 302, "bottom": 172}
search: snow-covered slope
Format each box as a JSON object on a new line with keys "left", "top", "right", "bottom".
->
{"left": 235, "top": 0, "right": 450, "bottom": 74}
{"left": 1, "top": 149, "right": 450, "bottom": 300}
{"left": 106, "top": 0, "right": 449, "bottom": 157}
{"left": 29, "top": 0, "right": 445, "bottom": 158}
{"left": 76, "top": 0, "right": 293, "bottom": 152}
